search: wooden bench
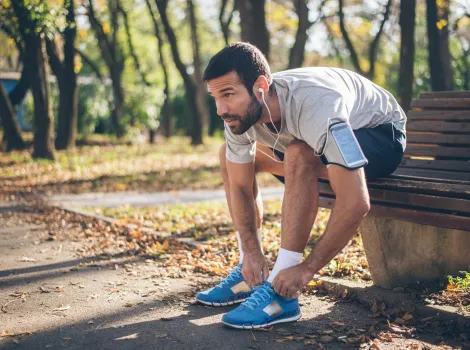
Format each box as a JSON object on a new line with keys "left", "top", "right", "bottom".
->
{"left": 318, "top": 91, "right": 470, "bottom": 288}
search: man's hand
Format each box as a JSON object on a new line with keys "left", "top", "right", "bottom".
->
{"left": 242, "top": 250, "right": 269, "bottom": 286}
{"left": 272, "top": 263, "right": 312, "bottom": 298}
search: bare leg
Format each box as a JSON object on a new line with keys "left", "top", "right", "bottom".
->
{"left": 280, "top": 140, "right": 328, "bottom": 252}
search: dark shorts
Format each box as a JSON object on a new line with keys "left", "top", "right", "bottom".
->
{"left": 272, "top": 123, "right": 406, "bottom": 182}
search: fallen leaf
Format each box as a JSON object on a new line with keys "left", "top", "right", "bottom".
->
{"left": 320, "top": 335, "right": 335, "bottom": 343}
{"left": 160, "top": 316, "right": 176, "bottom": 321}
{"left": 331, "top": 321, "right": 345, "bottom": 326}
{"left": 53, "top": 305, "right": 70, "bottom": 312}
{"left": 39, "top": 286, "right": 51, "bottom": 293}
{"left": 19, "top": 257, "right": 36, "bottom": 262}
{"left": 115, "top": 333, "right": 138, "bottom": 340}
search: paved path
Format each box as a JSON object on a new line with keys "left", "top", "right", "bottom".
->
{"left": 0, "top": 203, "right": 454, "bottom": 349}
{"left": 48, "top": 187, "right": 285, "bottom": 208}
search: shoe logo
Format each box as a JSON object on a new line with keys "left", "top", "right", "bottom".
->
{"left": 230, "top": 281, "right": 251, "bottom": 295}
{"left": 263, "top": 300, "right": 283, "bottom": 317}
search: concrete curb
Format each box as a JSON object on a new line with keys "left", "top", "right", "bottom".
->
{"left": 53, "top": 204, "right": 201, "bottom": 249}
{"left": 318, "top": 276, "right": 470, "bottom": 326}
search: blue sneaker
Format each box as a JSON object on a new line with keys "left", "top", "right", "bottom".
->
{"left": 221, "top": 282, "right": 301, "bottom": 329}
{"left": 195, "top": 265, "right": 255, "bottom": 306}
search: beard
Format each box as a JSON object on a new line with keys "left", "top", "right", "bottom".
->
{"left": 222, "top": 94, "right": 263, "bottom": 135}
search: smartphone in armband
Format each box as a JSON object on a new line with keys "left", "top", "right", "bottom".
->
{"left": 323, "top": 122, "right": 368, "bottom": 169}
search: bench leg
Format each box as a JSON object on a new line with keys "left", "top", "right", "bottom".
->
{"left": 360, "top": 216, "right": 470, "bottom": 289}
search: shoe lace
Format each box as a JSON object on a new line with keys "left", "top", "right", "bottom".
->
{"left": 218, "top": 266, "right": 242, "bottom": 288}
{"left": 243, "top": 285, "right": 274, "bottom": 310}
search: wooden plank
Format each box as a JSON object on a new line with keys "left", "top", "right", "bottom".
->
{"left": 408, "top": 110, "right": 470, "bottom": 121}
{"left": 318, "top": 182, "right": 470, "bottom": 214}
{"left": 419, "top": 91, "right": 470, "bottom": 99}
{"left": 365, "top": 178, "right": 470, "bottom": 197}
{"left": 318, "top": 195, "right": 470, "bottom": 231}
{"left": 400, "top": 158, "right": 470, "bottom": 172}
{"left": 405, "top": 145, "right": 470, "bottom": 159}
{"left": 407, "top": 133, "right": 470, "bottom": 145}
{"left": 411, "top": 98, "right": 470, "bottom": 108}
{"left": 407, "top": 120, "right": 470, "bottom": 133}
{"left": 393, "top": 168, "right": 470, "bottom": 182}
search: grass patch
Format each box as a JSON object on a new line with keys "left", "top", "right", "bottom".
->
{"left": 87, "top": 199, "right": 370, "bottom": 281}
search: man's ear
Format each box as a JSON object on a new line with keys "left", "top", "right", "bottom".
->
{"left": 253, "top": 75, "right": 270, "bottom": 98}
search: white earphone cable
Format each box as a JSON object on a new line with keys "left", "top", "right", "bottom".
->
{"left": 244, "top": 89, "right": 284, "bottom": 163}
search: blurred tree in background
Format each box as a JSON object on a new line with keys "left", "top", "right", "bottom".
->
{"left": 0, "top": 0, "right": 469, "bottom": 159}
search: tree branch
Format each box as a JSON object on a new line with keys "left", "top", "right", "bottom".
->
{"left": 76, "top": 47, "right": 104, "bottom": 83}
{"left": 338, "top": 0, "right": 364, "bottom": 75}
{"left": 86, "top": 0, "right": 114, "bottom": 68}
{"left": 368, "top": 0, "right": 392, "bottom": 79}
{"left": 46, "top": 38, "right": 63, "bottom": 82}
{"left": 117, "top": 0, "right": 150, "bottom": 86}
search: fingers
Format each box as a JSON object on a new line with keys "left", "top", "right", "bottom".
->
{"left": 262, "top": 262, "right": 269, "bottom": 283}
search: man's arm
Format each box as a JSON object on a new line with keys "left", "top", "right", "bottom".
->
{"left": 303, "top": 165, "right": 370, "bottom": 275}
{"left": 226, "top": 159, "right": 269, "bottom": 286}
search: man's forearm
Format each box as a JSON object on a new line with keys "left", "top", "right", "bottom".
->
{"left": 230, "top": 185, "right": 261, "bottom": 253}
{"left": 303, "top": 200, "right": 368, "bottom": 275}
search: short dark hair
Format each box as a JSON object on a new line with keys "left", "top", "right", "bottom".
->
{"left": 203, "top": 42, "right": 272, "bottom": 95}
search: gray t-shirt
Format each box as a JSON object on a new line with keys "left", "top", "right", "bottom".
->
{"left": 225, "top": 67, "right": 407, "bottom": 164}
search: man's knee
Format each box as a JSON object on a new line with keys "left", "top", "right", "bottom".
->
{"left": 284, "top": 140, "right": 324, "bottom": 177}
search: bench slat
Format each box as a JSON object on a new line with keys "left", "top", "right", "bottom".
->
{"left": 407, "top": 120, "right": 470, "bottom": 133}
{"left": 318, "top": 196, "right": 470, "bottom": 231}
{"left": 400, "top": 158, "right": 470, "bottom": 172}
{"left": 419, "top": 91, "right": 470, "bottom": 99}
{"left": 318, "top": 183, "right": 470, "bottom": 214}
{"left": 365, "top": 178, "right": 470, "bottom": 197}
{"left": 405, "top": 145, "right": 470, "bottom": 159}
{"left": 407, "top": 110, "right": 470, "bottom": 121}
{"left": 411, "top": 98, "right": 470, "bottom": 108}
{"left": 407, "top": 133, "right": 470, "bottom": 145}
{"left": 393, "top": 168, "right": 470, "bottom": 182}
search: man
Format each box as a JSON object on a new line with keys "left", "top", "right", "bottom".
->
{"left": 195, "top": 42, "right": 406, "bottom": 329}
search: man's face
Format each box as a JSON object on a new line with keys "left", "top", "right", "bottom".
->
{"left": 207, "top": 71, "right": 263, "bottom": 135}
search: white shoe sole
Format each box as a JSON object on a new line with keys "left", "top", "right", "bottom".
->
{"left": 195, "top": 298, "right": 246, "bottom": 307}
{"left": 221, "top": 312, "right": 302, "bottom": 329}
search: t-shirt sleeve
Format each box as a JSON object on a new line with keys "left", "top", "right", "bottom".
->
{"left": 224, "top": 124, "right": 257, "bottom": 164}
{"left": 298, "top": 91, "right": 350, "bottom": 153}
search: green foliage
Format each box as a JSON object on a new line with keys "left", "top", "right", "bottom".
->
{"left": 77, "top": 83, "right": 112, "bottom": 135}
{"left": 447, "top": 271, "right": 470, "bottom": 291}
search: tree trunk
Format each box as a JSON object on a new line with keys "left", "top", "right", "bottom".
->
{"left": 29, "top": 37, "right": 55, "bottom": 160}
{"left": 8, "top": 63, "right": 31, "bottom": 107}
{"left": 0, "top": 82, "right": 26, "bottom": 151}
{"left": 144, "top": 0, "right": 172, "bottom": 138}
{"left": 237, "top": 0, "right": 270, "bottom": 60}
{"left": 188, "top": 0, "right": 209, "bottom": 137}
{"left": 426, "top": 0, "right": 446, "bottom": 91}
{"left": 87, "top": 0, "right": 126, "bottom": 137}
{"left": 12, "top": 1, "right": 55, "bottom": 159}
{"left": 398, "top": 0, "right": 416, "bottom": 112}
{"left": 155, "top": 0, "right": 203, "bottom": 145}
{"left": 219, "top": 0, "right": 236, "bottom": 46}
{"left": 438, "top": 0, "right": 453, "bottom": 90}
{"left": 288, "top": 0, "right": 309, "bottom": 69}
{"left": 55, "top": 0, "right": 78, "bottom": 150}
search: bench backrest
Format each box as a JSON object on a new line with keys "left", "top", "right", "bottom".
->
{"left": 395, "top": 91, "right": 470, "bottom": 182}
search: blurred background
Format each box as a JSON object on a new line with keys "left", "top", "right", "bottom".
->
{"left": 0, "top": 0, "right": 468, "bottom": 159}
